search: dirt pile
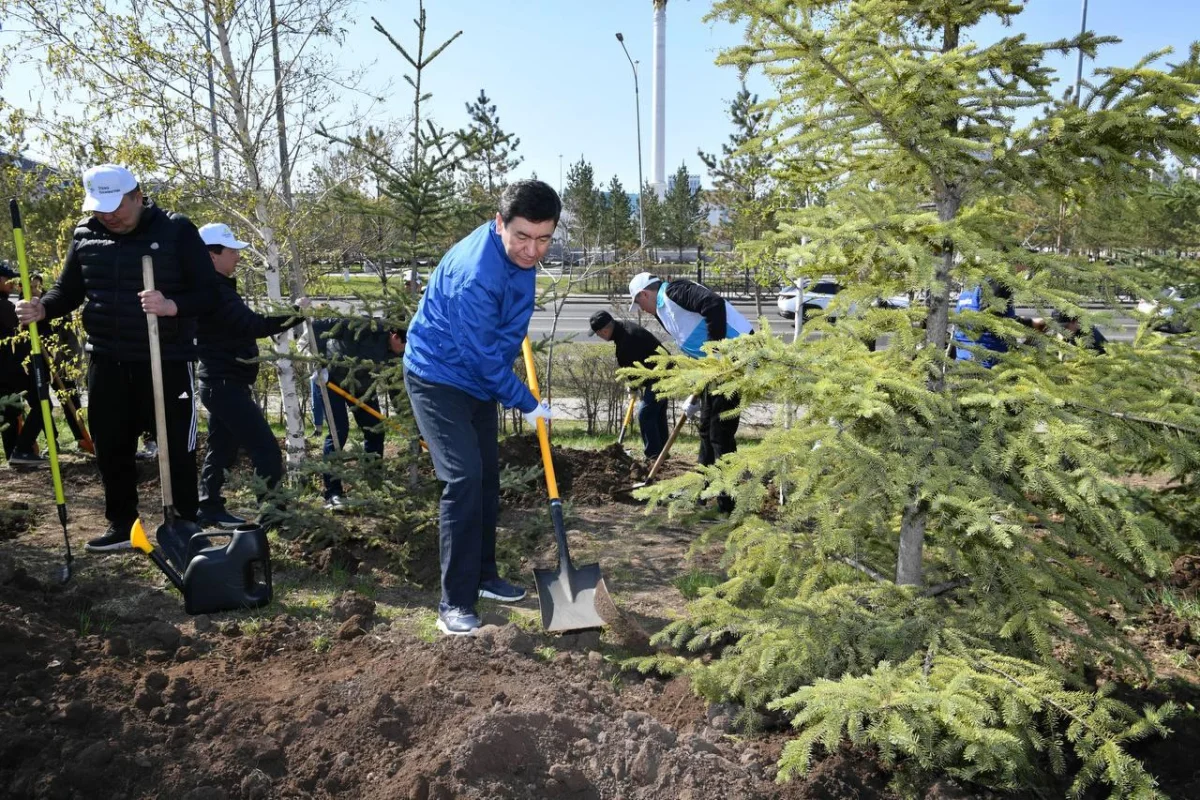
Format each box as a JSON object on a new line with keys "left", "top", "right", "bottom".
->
{"left": 499, "top": 436, "right": 695, "bottom": 506}
{"left": 0, "top": 573, "right": 844, "bottom": 800}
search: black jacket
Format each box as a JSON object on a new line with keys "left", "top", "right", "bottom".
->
{"left": 40, "top": 202, "right": 218, "bottom": 362}
{"left": 197, "top": 274, "right": 304, "bottom": 384}
{"left": 609, "top": 320, "right": 666, "bottom": 371}
{"left": 315, "top": 317, "right": 398, "bottom": 396}
{"left": 0, "top": 295, "right": 29, "bottom": 392}
{"left": 665, "top": 280, "right": 729, "bottom": 342}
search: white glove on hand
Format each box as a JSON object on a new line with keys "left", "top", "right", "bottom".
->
{"left": 683, "top": 397, "right": 702, "bottom": 419}
{"left": 523, "top": 400, "right": 555, "bottom": 426}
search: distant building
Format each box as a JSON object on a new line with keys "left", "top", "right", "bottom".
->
{"left": 667, "top": 173, "right": 701, "bottom": 194}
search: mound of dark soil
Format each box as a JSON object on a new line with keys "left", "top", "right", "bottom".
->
{"left": 0, "top": 572, "right": 855, "bottom": 800}
{"left": 500, "top": 436, "right": 645, "bottom": 505}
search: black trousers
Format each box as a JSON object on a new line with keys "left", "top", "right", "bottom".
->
{"left": 87, "top": 355, "right": 199, "bottom": 527}
{"left": 198, "top": 380, "right": 283, "bottom": 511}
{"left": 698, "top": 389, "right": 741, "bottom": 513}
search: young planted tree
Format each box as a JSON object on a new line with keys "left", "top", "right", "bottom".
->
{"left": 661, "top": 163, "right": 704, "bottom": 260}
{"left": 319, "top": 6, "right": 466, "bottom": 297}
{"left": 634, "top": 2, "right": 1200, "bottom": 794}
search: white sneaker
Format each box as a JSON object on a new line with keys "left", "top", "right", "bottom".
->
{"left": 136, "top": 440, "right": 159, "bottom": 461}
{"left": 323, "top": 495, "right": 347, "bottom": 513}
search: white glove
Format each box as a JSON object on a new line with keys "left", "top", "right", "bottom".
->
{"left": 684, "top": 397, "right": 701, "bottom": 419}
{"left": 523, "top": 400, "right": 556, "bottom": 426}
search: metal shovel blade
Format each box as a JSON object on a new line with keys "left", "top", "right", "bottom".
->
{"left": 534, "top": 562, "right": 609, "bottom": 633}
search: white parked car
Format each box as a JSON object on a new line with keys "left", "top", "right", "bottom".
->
{"left": 777, "top": 279, "right": 910, "bottom": 320}
{"left": 1138, "top": 286, "right": 1196, "bottom": 334}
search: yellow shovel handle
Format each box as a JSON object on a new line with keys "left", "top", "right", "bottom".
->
{"left": 521, "top": 337, "right": 559, "bottom": 501}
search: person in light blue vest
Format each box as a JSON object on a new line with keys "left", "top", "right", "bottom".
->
{"left": 629, "top": 272, "right": 753, "bottom": 514}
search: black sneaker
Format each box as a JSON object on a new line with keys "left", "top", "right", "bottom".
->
{"left": 86, "top": 524, "right": 135, "bottom": 553}
{"left": 436, "top": 604, "right": 481, "bottom": 636}
{"left": 197, "top": 508, "right": 246, "bottom": 529}
{"left": 478, "top": 577, "right": 527, "bottom": 602}
{"left": 8, "top": 450, "right": 47, "bottom": 467}
{"left": 323, "top": 495, "right": 347, "bottom": 513}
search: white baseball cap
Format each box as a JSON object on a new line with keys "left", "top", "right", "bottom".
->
{"left": 81, "top": 164, "right": 139, "bottom": 213}
{"left": 198, "top": 223, "right": 250, "bottom": 249}
{"left": 628, "top": 272, "right": 659, "bottom": 311}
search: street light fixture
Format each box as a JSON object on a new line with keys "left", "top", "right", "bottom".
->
{"left": 615, "top": 32, "right": 646, "bottom": 251}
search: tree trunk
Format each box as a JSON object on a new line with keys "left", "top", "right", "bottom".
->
{"left": 895, "top": 20, "right": 961, "bottom": 588}
{"left": 213, "top": 4, "right": 306, "bottom": 461}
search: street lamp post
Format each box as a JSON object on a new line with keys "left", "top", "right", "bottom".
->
{"left": 615, "top": 32, "right": 646, "bottom": 250}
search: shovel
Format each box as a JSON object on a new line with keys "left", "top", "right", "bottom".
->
{"left": 325, "top": 379, "right": 428, "bottom": 452}
{"left": 633, "top": 393, "right": 697, "bottom": 490}
{"left": 140, "top": 255, "right": 203, "bottom": 572}
{"left": 521, "top": 337, "right": 608, "bottom": 633}
{"left": 616, "top": 392, "right": 636, "bottom": 446}
{"left": 10, "top": 198, "right": 73, "bottom": 584}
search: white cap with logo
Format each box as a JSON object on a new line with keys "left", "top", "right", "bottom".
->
{"left": 81, "top": 164, "right": 139, "bottom": 213}
{"left": 628, "top": 272, "right": 659, "bottom": 311}
{"left": 198, "top": 223, "right": 250, "bottom": 250}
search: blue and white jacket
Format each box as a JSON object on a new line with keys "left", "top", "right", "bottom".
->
{"left": 403, "top": 221, "right": 538, "bottom": 412}
{"left": 654, "top": 280, "right": 752, "bottom": 358}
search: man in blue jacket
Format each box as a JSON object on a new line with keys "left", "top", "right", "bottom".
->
{"left": 195, "top": 223, "right": 306, "bottom": 528}
{"left": 404, "top": 180, "right": 560, "bottom": 636}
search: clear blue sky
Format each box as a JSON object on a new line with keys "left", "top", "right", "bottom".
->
{"left": 356, "top": 0, "right": 1200, "bottom": 193}
{"left": 4, "top": 1, "right": 1198, "bottom": 191}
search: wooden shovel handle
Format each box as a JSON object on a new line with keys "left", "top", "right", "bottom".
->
{"left": 644, "top": 393, "right": 697, "bottom": 484}
{"left": 142, "top": 256, "right": 174, "bottom": 511}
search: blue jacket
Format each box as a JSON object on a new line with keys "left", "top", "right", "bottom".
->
{"left": 404, "top": 221, "right": 538, "bottom": 412}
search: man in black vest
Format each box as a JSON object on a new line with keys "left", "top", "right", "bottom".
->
{"left": 588, "top": 310, "right": 670, "bottom": 459}
{"left": 16, "top": 164, "right": 218, "bottom": 552}
{"left": 195, "top": 222, "right": 306, "bottom": 528}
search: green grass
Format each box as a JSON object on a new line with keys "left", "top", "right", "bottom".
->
{"left": 1147, "top": 587, "right": 1200, "bottom": 620}
{"left": 673, "top": 570, "right": 725, "bottom": 599}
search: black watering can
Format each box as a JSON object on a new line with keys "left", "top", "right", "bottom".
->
{"left": 132, "top": 521, "right": 273, "bottom": 615}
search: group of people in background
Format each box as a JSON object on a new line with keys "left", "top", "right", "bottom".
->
{"left": 7, "top": 163, "right": 402, "bottom": 554}
{"left": 1, "top": 168, "right": 762, "bottom": 636}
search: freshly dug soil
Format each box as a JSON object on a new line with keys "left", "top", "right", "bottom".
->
{"left": 499, "top": 435, "right": 694, "bottom": 506}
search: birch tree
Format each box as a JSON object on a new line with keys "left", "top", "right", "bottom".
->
{"left": 0, "top": 0, "right": 367, "bottom": 460}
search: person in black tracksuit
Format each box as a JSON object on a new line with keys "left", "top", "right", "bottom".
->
{"left": 315, "top": 317, "right": 404, "bottom": 509}
{"left": 17, "top": 164, "right": 218, "bottom": 552}
{"left": 195, "top": 223, "right": 306, "bottom": 528}
{"left": 589, "top": 310, "right": 670, "bottom": 459}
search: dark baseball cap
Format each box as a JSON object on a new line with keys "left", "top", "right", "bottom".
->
{"left": 0, "top": 261, "right": 18, "bottom": 280}
{"left": 589, "top": 310, "right": 614, "bottom": 334}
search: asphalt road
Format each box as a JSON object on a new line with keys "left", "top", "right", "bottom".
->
{"left": 527, "top": 298, "right": 1142, "bottom": 344}
{"left": 314, "top": 294, "right": 1141, "bottom": 343}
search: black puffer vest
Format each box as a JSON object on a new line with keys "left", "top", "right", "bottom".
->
{"left": 72, "top": 204, "right": 200, "bottom": 361}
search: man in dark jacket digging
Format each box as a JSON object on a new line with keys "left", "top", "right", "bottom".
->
{"left": 589, "top": 310, "right": 670, "bottom": 459}
{"left": 195, "top": 222, "right": 307, "bottom": 529}
{"left": 315, "top": 316, "right": 405, "bottom": 511}
{"left": 16, "top": 164, "right": 219, "bottom": 552}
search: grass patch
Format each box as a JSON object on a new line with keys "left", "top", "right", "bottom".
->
{"left": 673, "top": 570, "right": 724, "bottom": 599}
{"left": 311, "top": 634, "right": 332, "bottom": 654}
{"left": 1147, "top": 587, "right": 1200, "bottom": 620}
{"left": 414, "top": 609, "right": 440, "bottom": 642}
